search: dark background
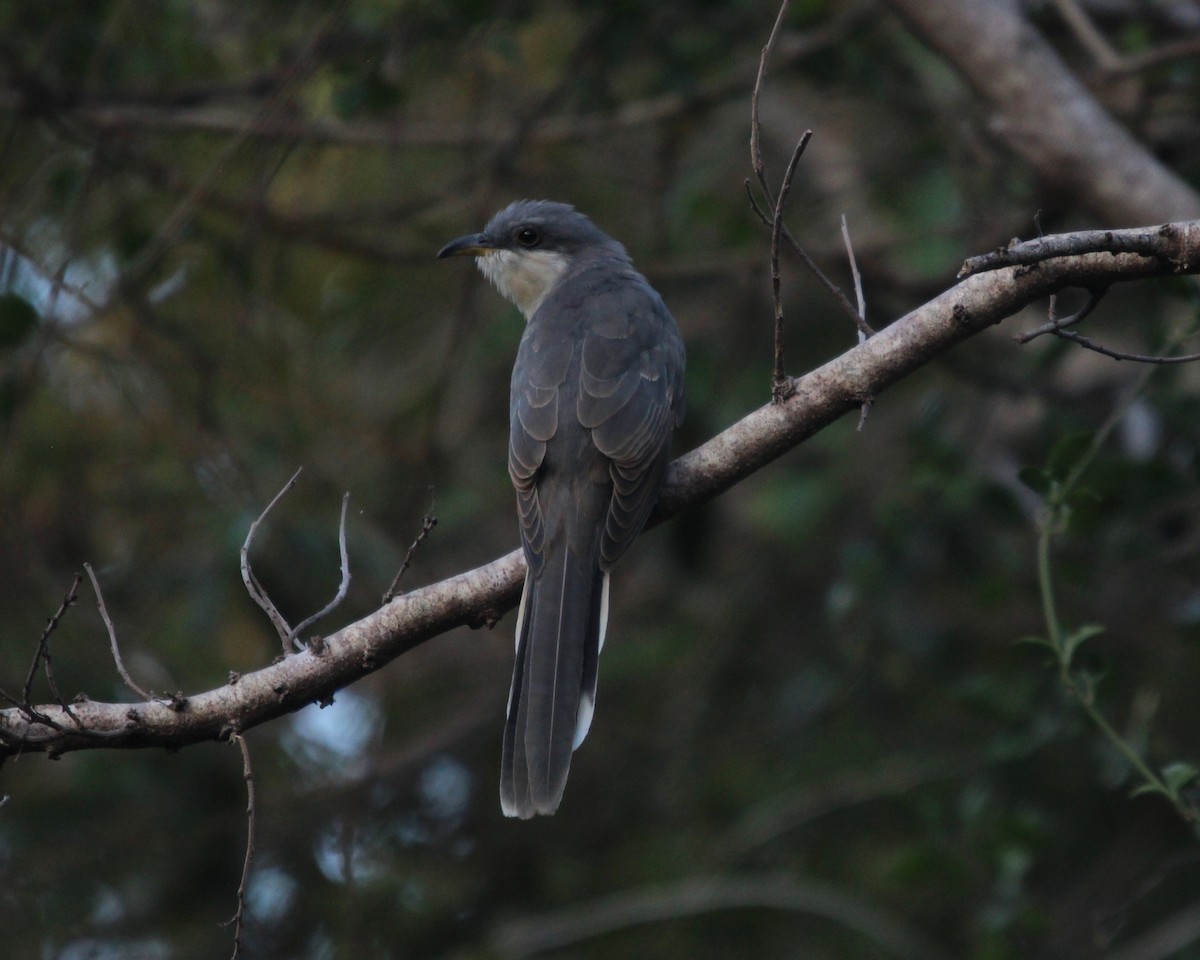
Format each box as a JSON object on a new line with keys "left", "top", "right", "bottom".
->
{"left": 1, "top": 1, "right": 1199, "bottom": 957}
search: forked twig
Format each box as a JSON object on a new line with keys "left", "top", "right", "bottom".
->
{"left": 241, "top": 470, "right": 355, "bottom": 653}
{"left": 23, "top": 573, "right": 83, "bottom": 719}
{"left": 84, "top": 563, "right": 152, "bottom": 701}
{"left": 241, "top": 468, "right": 302, "bottom": 655}
{"left": 1017, "top": 285, "right": 1200, "bottom": 363}
{"left": 746, "top": 0, "right": 868, "bottom": 386}
{"left": 744, "top": 186, "right": 864, "bottom": 332}
{"left": 1015, "top": 287, "right": 1107, "bottom": 343}
{"left": 288, "top": 492, "right": 352, "bottom": 649}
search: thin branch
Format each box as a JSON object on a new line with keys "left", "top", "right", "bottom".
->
{"left": 744, "top": 178, "right": 867, "bottom": 333}
{"left": 1052, "top": 0, "right": 1124, "bottom": 72}
{"left": 288, "top": 492, "right": 352, "bottom": 649}
{"left": 84, "top": 563, "right": 152, "bottom": 701}
{"left": 241, "top": 468, "right": 302, "bottom": 655}
{"left": 746, "top": 0, "right": 868, "bottom": 356}
{"left": 1045, "top": 329, "right": 1200, "bottom": 365}
{"left": 1051, "top": 0, "right": 1200, "bottom": 76}
{"left": 382, "top": 490, "right": 439, "bottom": 604}
{"left": 839, "top": 213, "right": 875, "bottom": 430}
{"left": 769, "top": 131, "right": 811, "bottom": 399}
{"left": 23, "top": 573, "right": 82, "bottom": 716}
{"left": 1118, "top": 37, "right": 1200, "bottom": 75}
{"left": 0, "top": 683, "right": 87, "bottom": 736}
{"left": 749, "top": 0, "right": 792, "bottom": 199}
{"left": 959, "top": 227, "right": 1188, "bottom": 278}
{"left": 839, "top": 214, "right": 873, "bottom": 341}
{"left": 1015, "top": 287, "right": 1108, "bottom": 343}
{"left": 223, "top": 732, "right": 257, "bottom": 960}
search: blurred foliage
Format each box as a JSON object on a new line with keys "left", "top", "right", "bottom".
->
{"left": 1, "top": 1, "right": 1199, "bottom": 958}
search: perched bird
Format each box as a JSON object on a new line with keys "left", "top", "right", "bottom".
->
{"left": 439, "top": 201, "right": 685, "bottom": 818}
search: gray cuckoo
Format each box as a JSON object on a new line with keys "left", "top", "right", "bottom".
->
{"left": 439, "top": 201, "right": 685, "bottom": 818}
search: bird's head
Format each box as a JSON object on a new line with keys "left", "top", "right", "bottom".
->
{"left": 438, "top": 200, "right": 626, "bottom": 320}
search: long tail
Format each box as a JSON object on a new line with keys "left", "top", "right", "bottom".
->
{"left": 500, "top": 551, "right": 608, "bottom": 818}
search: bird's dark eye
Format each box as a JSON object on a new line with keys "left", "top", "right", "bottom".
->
{"left": 514, "top": 227, "right": 541, "bottom": 248}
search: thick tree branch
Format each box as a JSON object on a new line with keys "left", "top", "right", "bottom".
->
{"left": 883, "top": 0, "right": 1200, "bottom": 225}
{"left": 2, "top": 220, "right": 1198, "bottom": 761}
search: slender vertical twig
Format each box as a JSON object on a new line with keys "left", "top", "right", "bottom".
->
{"left": 23, "top": 573, "right": 82, "bottom": 716}
{"left": 224, "top": 731, "right": 257, "bottom": 960}
{"left": 383, "top": 490, "right": 439, "bottom": 604}
{"left": 839, "top": 214, "right": 873, "bottom": 341}
{"left": 241, "top": 468, "right": 302, "bottom": 655}
{"left": 749, "top": 0, "right": 792, "bottom": 198}
{"left": 769, "top": 132, "right": 811, "bottom": 399}
{"left": 84, "top": 563, "right": 152, "bottom": 701}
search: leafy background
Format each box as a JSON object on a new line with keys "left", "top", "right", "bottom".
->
{"left": 1, "top": 1, "right": 1199, "bottom": 958}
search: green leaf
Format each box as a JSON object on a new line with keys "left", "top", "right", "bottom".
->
{"left": 1163, "top": 762, "right": 1200, "bottom": 794}
{"left": 0, "top": 292, "right": 38, "bottom": 349}
{"left": 1061, "top": 623, "right": 1105, "bottom": 662}
{"left": 1131, "top": 781, "right": 1166, "bottom": 799}
{"left": 1015, "top": 634, "right": 1056, "bottom": 653}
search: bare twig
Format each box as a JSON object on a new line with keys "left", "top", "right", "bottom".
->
{"left": 749, "top": 0, "right": 792, "bottom": 198}
{"left": 958, "top": 225, "right": 1192, "bottom": 278}
{"left": 288, "top": 492, "right": 352, "bottom": 649}
{"left": 839, "top": 214, "right": 873, "bottom": 341}
{"left": 744, "top": 185, "right": 864, "bottom": 331}
{"left": 241, "top": 468, "right": 302, "bottom": 655}
{"left": 769, "top": 131, "right": 812, "bottom": 399}
{"left": 744, "top": 1, "right": 866, "bottom": 358}
{"left": 1052, "top": 0, "right": 1123, "bottom": 71}
{"left": 223, "top": 732, "right": 257, "bottom": 960}
{"left": 0, "top": 684, "right": 85, "bottom": 735}
{"left": 1042, "top": 330, "right": 1200, "bottom": 365}
{"left": 840, "top": 213, "right": 876, "bottom": 430}
{"left": 1017, "top": 284, "right": 1200, "bottom": 363}
{"left": 1118, "top": 37, "right": 1200, "bottom": 75}
{"left": 383, "top": 490, "right": 439, "bottom": 604}
{"left": 23, "top": 573, "right": 82, "bottom": 716}
{"left": 1015, "top": 287, "right": 1108, "bottom": 343}
{"left": 84, "top": 563, "right": 152, "bottom": 701}
{"left": 1051, "top": 0, "right": 1200, "bottom": 75}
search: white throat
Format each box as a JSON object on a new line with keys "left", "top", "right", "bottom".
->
{"left": 476, "top": 248, "right": 570, "bottom": 321}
